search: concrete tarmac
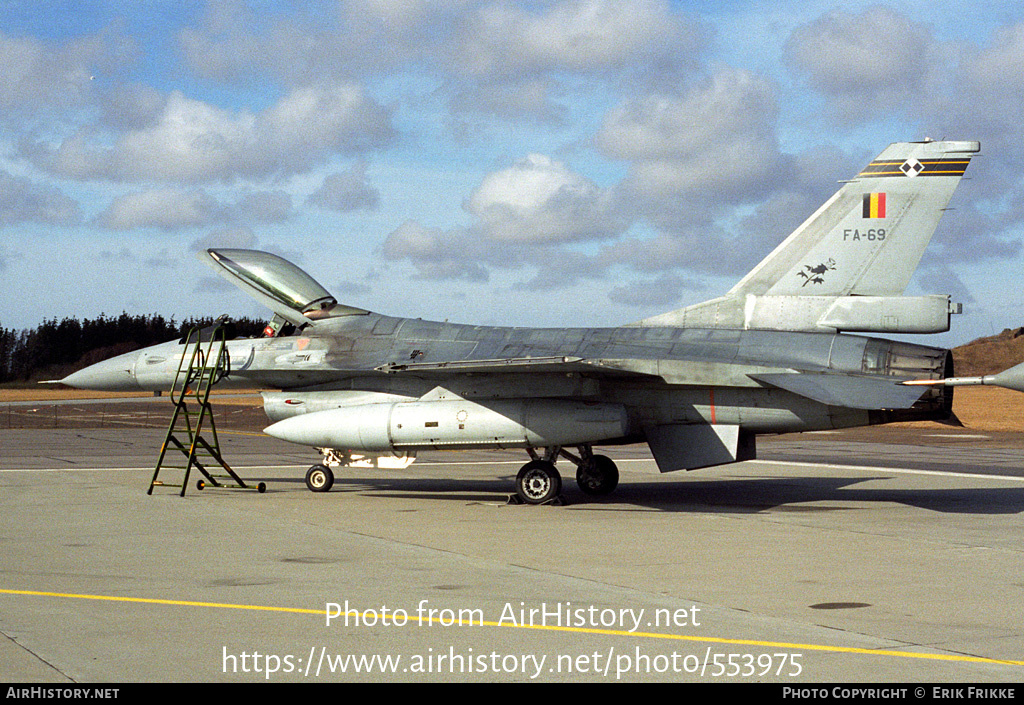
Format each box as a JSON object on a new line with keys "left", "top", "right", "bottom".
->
{"left": 1, "top": 422, "right": 1022, "bottom": 683}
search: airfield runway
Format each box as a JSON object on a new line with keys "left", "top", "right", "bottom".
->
{"left": 1, "top": 398, "right": 1022, "bottom": 683}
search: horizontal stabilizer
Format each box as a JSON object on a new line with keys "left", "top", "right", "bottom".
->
{"left": 751, "top": 372, "right": 927, "bottom": 410}
{"left": 638, "top": 293, "right": 954, "bottom": 333}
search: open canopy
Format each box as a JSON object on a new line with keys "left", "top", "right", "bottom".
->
{"left": 203, "top": 249, "right": 367, "bottom": 326}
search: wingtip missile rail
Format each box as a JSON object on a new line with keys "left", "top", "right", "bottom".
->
{"left": 901, "top": 361, "right": 1024, "bottom": 394}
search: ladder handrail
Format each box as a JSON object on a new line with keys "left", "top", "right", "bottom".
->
{"left": 170, "top": 326, "right": 230, "bottom": 406}
{"left": 150, "top": 321, "right": 257, "bottom": 496}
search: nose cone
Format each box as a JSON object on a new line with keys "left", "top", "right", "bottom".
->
{"left": 61, "top": 350, "right": 142, "bottom": 391}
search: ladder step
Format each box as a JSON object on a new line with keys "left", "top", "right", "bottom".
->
{"left": 150, "top": 323, "right": 249, "bottom": 497}
{"left": 167, "top": 434, "right": 215, "bottom": 443}
{"left": 167, "top": 439, "right": 215, "bottom": 448}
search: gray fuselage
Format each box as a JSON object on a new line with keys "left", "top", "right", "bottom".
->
{"left": 119, "top": 311, "right": 952, "bottom": 443}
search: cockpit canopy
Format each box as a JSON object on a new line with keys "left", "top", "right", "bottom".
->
{"left": 203, "top": 249, "right": 367, "bottom": 327}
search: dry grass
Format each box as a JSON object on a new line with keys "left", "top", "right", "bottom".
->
{"left": 0, "top": 388, "right": 264, "bottom": 406}
{"left": 947, "top": 386, "right": 1024, "bottom": 432}
{"left": 953, "top": 327, "right": 1024, "bottom": 376}
{"left": 0, "top": 388, "right": 153, "bottom": 402}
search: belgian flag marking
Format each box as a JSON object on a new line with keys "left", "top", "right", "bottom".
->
{"left": 862, "top": 192, "right": 886, "bottom": 219}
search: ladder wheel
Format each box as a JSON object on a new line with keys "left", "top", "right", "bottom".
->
{"left": 305, "top": 465, "right": 334, "bottom": 493}
{"left": 257, "top": 482, "right": 267, "bottom": 493}
{"left": 196, "top": 480, "right": 205, "bottom": 491}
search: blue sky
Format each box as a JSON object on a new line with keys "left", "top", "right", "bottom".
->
{"left": 3, "top": 0, "right": 1024, "bottom": 347}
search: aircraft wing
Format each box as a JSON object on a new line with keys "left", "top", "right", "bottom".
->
{"left": 374, "top": 355, "right": 662, "bottom": 379}
{"left": 376, "top": 356, "right": 586, "bottom": 373}
{"left": 376, "top": 355, "right": 932, "bottom": 409}
{"left": 749, "top": 371, "right": 928, "bottom": 409}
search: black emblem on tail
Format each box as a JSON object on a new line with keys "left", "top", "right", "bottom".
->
{"left": 797, "top": 258, "right": 836, "bottom": 287}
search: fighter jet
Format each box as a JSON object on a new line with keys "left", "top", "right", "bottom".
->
{"left": 62, "top": 139, "right": 1024, "bottom": 504}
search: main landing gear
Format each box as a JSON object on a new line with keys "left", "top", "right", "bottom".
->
{"left": 513, "top": 445, "right": 619, "bottom": 505}
{"left": 301, "top": 445, "right": 619, "bottom": 505}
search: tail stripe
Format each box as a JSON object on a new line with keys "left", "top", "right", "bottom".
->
{"left": 858, "top": 159, "right": 971, "bottom": 178}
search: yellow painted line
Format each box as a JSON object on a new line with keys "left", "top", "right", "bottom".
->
{"left": 0, "top": 588, "right": 320, "bottom": 615}
{"left": 2, "top": 589, "right": 1021, "bottom": 666}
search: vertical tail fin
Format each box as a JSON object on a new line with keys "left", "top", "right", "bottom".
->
{"left": 730, "top": 139, "right": 979, "bottom": 297}
{"left": 638, "top": 140, "right": 980, "bottom": 333}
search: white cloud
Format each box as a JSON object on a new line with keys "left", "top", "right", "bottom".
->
{"left": 0, "top": 170, "right": 81, "bottom": 226}
{"left": 595, "top": 230, "right": 735, "bottom": 280}
{"left": 182, "top": 0, "right": 698, "bottom": 82}
{"left": 948, "top": 22, "right": 1024, "bottom": 151}
{"left": 177, "top": 1, "right": 268, "bottom": 83}
{"left": 0, "top": 27, "right": 134, "bottom": 114}
{"left": 179, "top": 0, "right": 450, "bottom": 83}
{"left": 191, "top": 227, "right": 259, "bottom": 252}
{"left": 466, "top": 154, "right": 628, "bottom": 244}
{"left": 381, "top": 154, "right": 631, "bottom": 282}
{"left": 94, "top": 188, "right": 293, "bottom": 230}
{"left": 446, "top": 0, "right": 702, "bottom": 119}
{"left": 233, "top": 191, "right": 293, "bottom": 224}
{"left": 449, "top": 76, "right": 567, "bottom": 123}
{"left": 964, "top": 23, "right": 1024, "bottom": 91}
{"left": 597, "top": 68, "right": 786, "bottom": 203}
{"left": 455, "top": 0, "right": 697, "bottom": 78}
{"left": 27, "top": 84, "right": 395, "bottom": 183}
{"left": 178, "top": 1, "right": 702, "bottom": 122}
{"left": 783, "top": 7, "right": 934, "bottom": 120}
{"left": 94, "top": 189, "right": 221, "bottom": 230}
{"left": 785, "top": 8, "right": 932, "bottom": 95}
{"left": 381, "top": 221, "right": 492, "bottom": 282}
{"left": 608, "top": 273, "right": 702, "bottom": 308}
{"left": 307, "top": 161, "right": 380, "bottom": 212}
{"left": 99, "top": 83, "right": 170, "bottom": 130}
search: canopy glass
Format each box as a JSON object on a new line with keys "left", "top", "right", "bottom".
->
{"left": 208, "top": 249, "right": 337, "bottom": 313}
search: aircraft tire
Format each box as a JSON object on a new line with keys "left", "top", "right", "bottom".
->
{"left": 515, "top": 460, "right": 562, "bottom": 504}
{"left": 576, "top": 454, "right": 619, "bottom": 496}
{"left": 305, "top": 464, "right": 334, "bottom": 493}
